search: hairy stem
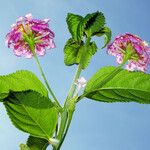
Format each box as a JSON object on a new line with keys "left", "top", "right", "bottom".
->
{"left": 55, "top": 37, "right": 91, "bottom": 150}
{"left": 66, "top": 64, "right": 82, "bottom": 101}
{"left": 27, "top": 38, "right": 62, "bottom": 110}
{"left": 56, "top": 111, "right": 73, "bottom": 150}
{"left": 55, "top": 63, "right": 82, "bottom": 149}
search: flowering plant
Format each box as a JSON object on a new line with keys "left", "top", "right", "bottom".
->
{"left": 1, "top": 11, "right": 150, "bottom": 150}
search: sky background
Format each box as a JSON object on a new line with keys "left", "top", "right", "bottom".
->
{"left": 0, "top": 0, "right": 150, "bottom": 150}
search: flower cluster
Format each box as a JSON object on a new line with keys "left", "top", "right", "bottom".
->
{"left": 107, "top": 33, "right": 150, "bottom": 72}
{"left": 6, "top": 13, "right": 55, "bottom": 58}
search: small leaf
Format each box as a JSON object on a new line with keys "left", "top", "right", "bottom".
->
{"left": 64, "top": 38, "right": 83, "bottom": 66}
{"left": 66, "top": 13, "right": 83, "bottom": 42}
{"left": 0, "top": 70, "right": 48, "bottom": 102}
{"left": 93, "top": 27, "right": 112, "bottom": 48}
{"left": 27, "top": 136, "right": 49, "bottom": 150}
{"left": 64, "top": 38, "right": 97, "bottom": 69}
{"left": 80, "top": 42, "right": 97, "bottom": 69}
{"left": 84, "top": 66, "right": 150, "bottom": 103}
{"left": 20, "top": 144, "right": 30, "bottom": 150}
{"left": 83, "top": 11, "right": 105, "bottom": 37}
{"left": 4, "top": 91, "right": 58, "bottom": 140}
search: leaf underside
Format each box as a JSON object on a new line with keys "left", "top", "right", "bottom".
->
{"left": 0, "top": 70, "right": 48, "bottom": 102}
{"left": 4, "top": 91, "right": 58, "bottom": 140}
{"left": 27, "top": 135, "right": 49, "bottom": 150}
{"left": 85, "top": 66, "right": 150, "bottom": 103}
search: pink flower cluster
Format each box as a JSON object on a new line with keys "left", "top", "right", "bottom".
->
{"left": 107, "top": 33, "right": 150, "bottom": 72}
{"left": 6, "top": 13, "right": 55, "bottom": 58}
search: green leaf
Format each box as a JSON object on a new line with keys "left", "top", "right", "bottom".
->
{"left": 64, "top": 38, "right": 83, "bottom": 66}
{"left": 80, "top": 42, "right": 97, "bottom": 69}
{"left": 0, "top": 70, "right": 48, "bottom": 102}
{"left": 27, "top": 136, "right": 49, "bottom": 150}
{"left": 83, "top": 11, "right": 105, "bottom": 37}
{"left": 4, "top": 91, "right": 58, "bottom": 140}
{"left": 66, "top": 13, "right": 83, "bottom": 42}
{"left": 93, "top": 27, "right": 112, "bottom": 48}
{"left": 20, "top": 144, "right": 30, "bottom": 150}
{"left": 84, "top": 66, "right": 150, "bottom": 103}
{"left": 64, "top": 38, "right": 97, "bottom": 69}
{"left": 66, "top": 12, "right": 106, "bottom": 40}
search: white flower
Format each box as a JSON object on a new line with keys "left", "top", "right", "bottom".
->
{"left": 11, "top": 24, "right": 16, "bottom": 28}
{"left": 44, "top": 18, "right": 50, "bottom": 23}
{"left": 75, "top": 77, "right": 87, "bottom": 91}
{"left": 16, "top": 17, "right": 24, "bottom": 22}
{"left": 25, "top": 13, "right": 33, "bottom": 20}
{"left": 143, "top": 41, "right": 149, "bottom": 47}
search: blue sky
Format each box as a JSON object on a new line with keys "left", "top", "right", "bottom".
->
{"left": 0, "top": 0, "right": 150, "bottom": 150}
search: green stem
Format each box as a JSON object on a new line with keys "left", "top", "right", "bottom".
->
{"left": 56, "top": 111, "right": 73, "bottom": 150}
{"left": 27, "top": 38, "right": 62, "bottom": 110}
{"left": 65, "top": 37, "right": 91, "bottom": 103}
{"left": 55, "top": 63, "right": 82, "bottom": 149}
{"left": 33, "top": 54, "right": 62, "bottom": 110}
{"left": 66, "top": 64, "right": 82, "bottom": 101}
{"left": 57, "top": 109, "right": 68, "bottom": 140}
{"left": 55, "top": 37, "right": 91, "bottom": 150}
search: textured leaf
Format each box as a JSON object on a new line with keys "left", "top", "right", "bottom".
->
{"left": 80, "top": 42, "right": 97, "bottom": 69}
{"left": 83, "top": 11, "right": 105, "bottom": 37}
{"left": 64, "top": 38, "right": 83, "bottom": 66}
{"left": 84, "top": 66, "right": 150, "bottom": 103}
{"left": 64, "top": 38, "right": 97, "bottom": 69}
{"left": 0, "top": 70, "right": 48, "bottom": 102}
{"left": 4, "top": 91, "right": 58, "bottom": 140}
{"left": 66, "top": 11, "right": 106, "bottom": 41}
{"left": 93, "top": 27, "right": 112, "bottom": 48}
{"left": 20, "top": 144, "right": 30, "bottom": 150}
{"left": 66, "top": 13, "right": 83, "bottom": 42}
{"left": 27, "top": 136, "right": 49, "bottom": 150}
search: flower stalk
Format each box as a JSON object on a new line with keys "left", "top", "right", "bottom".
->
{"left": 33, "top": 54, "right": 62, "bottom": 110}
{"left": 53, "top": 37, "right": 91, "bottom": 150}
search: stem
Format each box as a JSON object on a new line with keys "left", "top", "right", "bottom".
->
{"left": 55, "top": 63, "right": 82, "bottom": 149}
{"left": 65, "top": 37, "right": 91, "bottom": 103}
{"left": 66, "top": 64, "right": 82, "bottom": 101}
{"left": 57, "top": 109, "right": 68, "bottom": 140}
{"left": 56, "top": 111, "right": 73, "bottom": 150}
{"left": 53, "top": 37, "right": 91, "bottom": 150}
{"left": 33, "top": 54, "right": 62, "bottom": 110}
{"left": 27, "top": 38, "right": 62, "bottom": 109}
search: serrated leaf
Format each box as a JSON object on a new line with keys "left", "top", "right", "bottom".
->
{"left": 93, "top": 27, "right": 112, "bottom": 48}
{"left": 83, "top": 11, "right": 105, "bottom": 37}
{"left": 4, "top": 91, "right": 58, "bottom": 140}
{"left": 64, "top": 38, "right": 82, "bottom": 66}
{"left": 64, "top": 38, "right": 97, "bottom": 69}
{"left": 84, "top": 66, "right": 150, "bottom": 103}
{"left": 27, "top": 136, "right": 49, "bottom": 150}
{"left": 66, "top": 13, "right": 83, "bottom": 42}
{"left": 0, "top": 70, "right": 48, "bottom": 102}
{"left": 20, "top": 144, "right": 30, "bottom": 150}
{"left": 80, "top": 42, "right": 97, "bottom": 69}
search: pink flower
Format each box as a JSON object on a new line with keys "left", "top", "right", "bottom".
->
{"left": 107, "top": 33, "right": 150, "bottom": 72}
{"left": 6, "top": 13, "right": 55, "bottom": 58}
